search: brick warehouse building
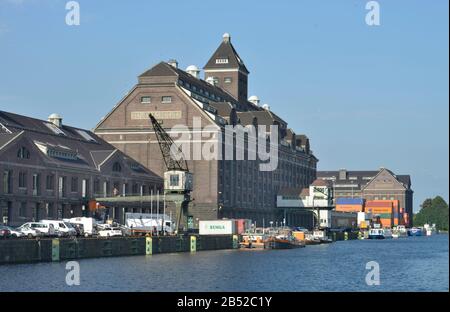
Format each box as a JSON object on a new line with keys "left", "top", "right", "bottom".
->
{"left": 0, "top": 111, "right": 163, "bottom": 227}
{"left": 94, "top": 34, "right": 318, "bottom": 227}
{"left": 317, "top": 168, "right": 413, "bottom": 226}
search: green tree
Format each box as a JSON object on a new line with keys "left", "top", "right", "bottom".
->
{"left": 414, "top": 196, "right": 449, "bottom": 231}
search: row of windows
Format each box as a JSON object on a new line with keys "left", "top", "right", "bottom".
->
{"left": 3, "top": 170, "right": 159, "bottom": 198}
{"left": 178, "top": 79, "right": 224, "bottom": 102}
{"left": 140, "top": 96, "right": 172, "bottom": 104}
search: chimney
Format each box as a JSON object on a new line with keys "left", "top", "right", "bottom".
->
{"left": 168, "top": 59, "right": 178, "bottom": 68}
{"left": 262, "top": 103, "right": 270, "bottom": 111}
{"left": 222, "top": 32, "right": 231, "bottom": 43}
{"left": 248, "top": 95, "right": 260, "bottom": 106}
{"left": 339, "top": 168, "right": 347, "bottom": 180}
{"left": 186, "top": 65, "right": 200, "bottom": 78}
{"left": 48, "top": 113, "right": 62, "bottom": 127}
{"left": 206, "top": 76, "right": 216, "bottom": 86}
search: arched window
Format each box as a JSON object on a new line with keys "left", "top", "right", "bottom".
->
{"left": 112, "top": 162, "right": 122, "bottom": 172}
{"left": 17, "top": 147, "right": 30, "bottom": 159}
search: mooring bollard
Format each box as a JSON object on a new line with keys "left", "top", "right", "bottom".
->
{"left": 233, "top": 235, "right": 239, "bottom": 249}
{"left": 51, "top": 238, "right": 60, "bottom": 262}
{"left": 190, "top": 236, "right": 197, "bottom": 253}
{"left": 146, "top": 237, "right": 152, "bottom": 255}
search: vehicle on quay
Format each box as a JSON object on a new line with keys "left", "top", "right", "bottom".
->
{"left": 0, "top": 225, "right": 12, "bottom": 238}
{"left": 2, "top": 226, "right": 25, "bottom": 238}
{"left": 18, "top": 222, "right": 56, "bottom": 237}
{"left": 368, "top": 228, "right": 393, "bottom": 239}
{"left": 98, "top": 226, "right": 123, "bottom": 237}
{"left": 64, "top": 217, "right": 97, "bottom": 237}
{"left": 16, "top": 224, "right": 43, "bottom": 238}
{"left": 125, "top": 213, "right": 174, "bottom": 236}
{"left": 40, "top": 220, "right": 77, "bottom": 237}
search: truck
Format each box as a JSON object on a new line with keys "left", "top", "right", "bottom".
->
{"left": 65, "top": 217, "right": 97, "bottom": 236}
{"left": 125, "top": 213, "right": 174, "bottom": 235}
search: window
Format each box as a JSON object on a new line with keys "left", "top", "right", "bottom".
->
{"left": 19, "top": 172, "right": 27, "bottom": 188}
{"left": 94, "top": 179, "right": 100, "bottom": 194}
{"left": 46, "top": 175, "right": 54, "bottom": 190}
{"left": 216, "top": 58, "right": 229, "bottom": 64}
{"left": 19, "top": 202, "right": 27, "bottom": 217}
{"left": 161, "top": 96, "right": 172, "bottom": 103}
{"left": 71, "top": 177, "right": 78, "bottom": 192}
{"left": 112, "top": 162, "right": 122, "bottom": 172}
{"left": 169, "top": 174, "right": 179, "bottom": 187}
{"left": 59, "top": 176, "right": 66, "bottom": 197}
{"left": 76, "top": 130, "right": 97, "bottom": 142}
{"left": 140, "top": 96, "right": 151, "bottom": 104}
{"left": 17, "top": 147, "right": 30, "bottom": 159}
{"left": 3, "top": 170, "right": 12, "bottom": 194}
{"left": 44, "top": 122, "right": 66, "bottom": 136}
{"left": 224, "top": 77, "right": 232, "bottom": 84}
{"left": 32, "top": 174, "right": 40, "bottom": 196}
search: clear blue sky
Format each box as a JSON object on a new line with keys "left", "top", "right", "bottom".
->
{"left": 1, "top": 0, "right": 448, "bottom": 212}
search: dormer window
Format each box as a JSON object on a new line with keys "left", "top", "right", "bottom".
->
{"left": 216, "top": 58, "right": 229, "bottom": 64}
{"left": 141, "top": 96, "right": 151, "bottom": 104}
{"left": 17, "top": 147, "right": 30, "bottom": 159}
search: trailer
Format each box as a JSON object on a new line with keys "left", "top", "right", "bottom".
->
{"left": 125, "top": 213, "right": 174, "bottom": 235}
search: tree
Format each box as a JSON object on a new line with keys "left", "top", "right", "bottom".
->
{"left": 414, "top": 196, "right": 449, "bottom": 231}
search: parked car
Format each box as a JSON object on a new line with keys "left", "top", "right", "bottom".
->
{"left": 4, "top": 226, "right": 25, "bottom": 238}
{"left": 16, "top": 224, "right": 42, "bottom": 238}
{"left": 40, "top": 220, "right": 77, "bottom": 237}
{"left": 98, "top": 226, "right": 123, "bottom": 237}
{"left": 0, "top": 225, "right": 12, "bottom": 238}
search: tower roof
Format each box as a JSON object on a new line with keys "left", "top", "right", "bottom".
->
{"left": 203, "top": 33, "right": 249, "bottom": 74}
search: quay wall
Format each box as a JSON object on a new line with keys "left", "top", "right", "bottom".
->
{"left": 0, "top": 235, "right": 235, "bottom": 265}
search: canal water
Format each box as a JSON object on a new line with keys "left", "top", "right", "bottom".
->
{"left": 0, "top": 235, "right": 448, "bottom": 292}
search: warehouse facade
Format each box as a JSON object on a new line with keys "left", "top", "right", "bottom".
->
{"left": 317, "top": 168, "right": 413, "bottom": 226}
{"left": 0, "top": 111, "right": 163, "bottom": 227}
{"left": 94, "top": 34, "right": 318, "bottom": 227}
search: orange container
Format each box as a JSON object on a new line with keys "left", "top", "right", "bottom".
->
{"left": 293, "top": 231, "right": 305, "bottom": 241}
{"left": 380, "top": 218, "right": 392, "bottom": 228}
{"left": 336, "top": 204, "right": 363, "bottom": 212}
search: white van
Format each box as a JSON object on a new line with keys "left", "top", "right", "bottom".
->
{"left": 40, "top": 220, "right": 77, "bottom": 237}
{"left": 19, "top": 222, "right": 55, "bottom": 237}
{"left": 66, "top": 217, "right": 97, "bottom": 236}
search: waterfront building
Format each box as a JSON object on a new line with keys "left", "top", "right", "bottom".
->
{"left": 0, "top": 111, "right": 162, "bottom": 226}
{"left": 94, "top": 33, "right": 318, "bottom": 227}
{"left": 317, "top": 168, "right": 413, "bottom": 226}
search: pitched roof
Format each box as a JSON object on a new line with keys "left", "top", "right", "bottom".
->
{"left": 317, "top": 169, "right": 412, "bottom": 191}
{"left": 139, "top": 61, "right": 178, "bottom": 77}
{"left": 0, "top": 110, "right": 162, "bottom": 181}
{"left": 209, "top": 102, "right": 234, "bottom": 119}
{"left": 203, "top": 35, "right": 249, "bottom": 74}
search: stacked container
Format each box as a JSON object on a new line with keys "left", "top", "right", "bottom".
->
{"left": 365, "top": 201, "right": 393, "bottom": 228}
{"left": 335, "top": 198, "right": 365, "bottom": 212}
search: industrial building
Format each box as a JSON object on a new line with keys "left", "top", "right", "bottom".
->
{"left": 0, "top": 111, "right": 163, "bottom": 227}
{"left": 317, "top": 168, "right": 413, "bottom": 226}
{"left": 94, "top": 33, "right": 318, "bottom": 227}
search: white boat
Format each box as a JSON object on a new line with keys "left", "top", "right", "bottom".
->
{"left": 368, "top": 228, "right": 393, "bottom": 239}
{"left": 423, "top": 224, "right": 437, "bottom": 236}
